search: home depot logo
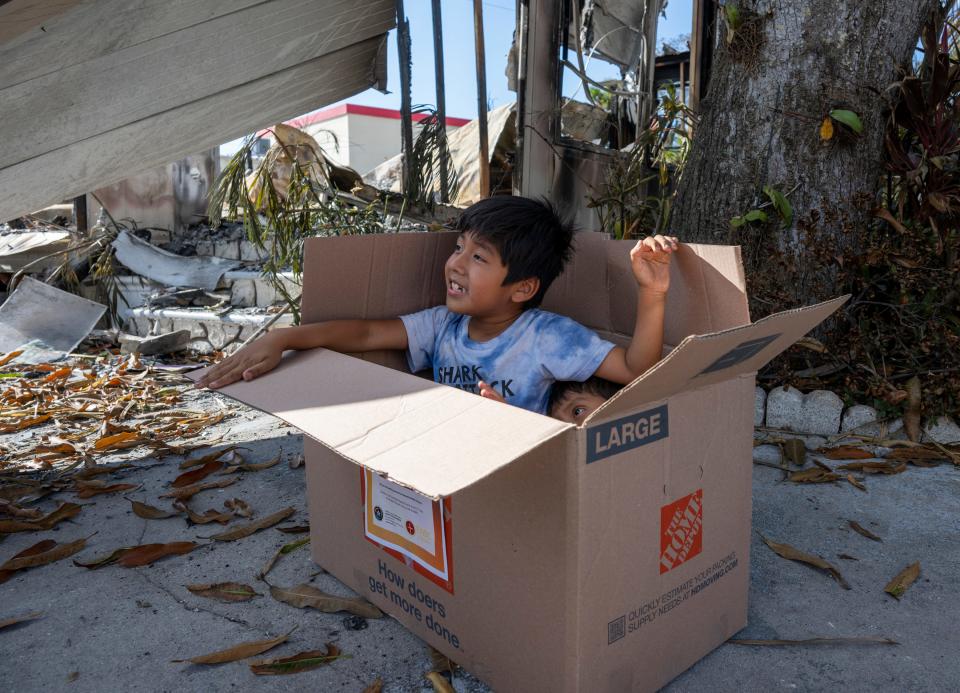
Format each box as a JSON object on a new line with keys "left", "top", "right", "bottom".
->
{"left": 659, "top": 490, "right": 703, "bottom": 574}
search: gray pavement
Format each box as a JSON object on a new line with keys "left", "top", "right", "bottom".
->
{"left": 1, "top": 385, "right": 957, "bottom": 692}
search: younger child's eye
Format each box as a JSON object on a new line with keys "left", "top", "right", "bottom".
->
{"left": 573, "top": 406, "right": 586, "bottom": 417}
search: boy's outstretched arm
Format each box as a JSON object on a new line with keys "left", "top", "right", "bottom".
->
{"left": 195, "top": 318, "right": 408, "bottom": 389}
{"left": 595, "top": 234, "right": 678, "bottom": 385}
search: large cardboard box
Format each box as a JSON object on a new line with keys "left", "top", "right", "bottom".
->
{"left": 201, "top": 231, "right": 845, "bottom": 691}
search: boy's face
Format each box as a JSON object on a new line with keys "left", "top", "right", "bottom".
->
{"left": 550, "top": 391, "right": 607, "bottom": 425}
{"left": 444, "top": 232, "right": 531, "bottom": 317}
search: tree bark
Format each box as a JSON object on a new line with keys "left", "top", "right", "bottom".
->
{"left": 672, "top": 0, "right": 940, "bottom": 304}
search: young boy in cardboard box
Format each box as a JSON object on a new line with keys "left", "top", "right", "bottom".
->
{"left": 196, "top": 196, "right": 678, "bottom": 413}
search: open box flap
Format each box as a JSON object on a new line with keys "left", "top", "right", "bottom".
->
{"left": 584, "top": 295, "right": 849, "bottom": 424}
{"left": 189, "top": 349, "right": 570, "bottom": 499}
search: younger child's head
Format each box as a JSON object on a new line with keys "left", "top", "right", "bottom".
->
{"left": 450, "top": 196, "right": 574, "bottom": 310}
{"left": 548, "top": 377, "right": 620, "bottom": 424}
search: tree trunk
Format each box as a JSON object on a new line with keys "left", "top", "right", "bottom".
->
{"left": 672, "top": 0, "right": 939, "bottom": 305}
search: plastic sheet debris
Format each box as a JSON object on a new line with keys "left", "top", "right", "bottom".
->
{"left": 112, "top": 230, "right": 240, "bottom": 290}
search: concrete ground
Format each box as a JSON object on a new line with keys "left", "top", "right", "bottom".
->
{"left": 1, "top": 384, "right": 957, "bottom": 692}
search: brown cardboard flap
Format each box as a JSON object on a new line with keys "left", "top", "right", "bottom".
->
{"left": 189, "top": 349, "right": 569, "bottom": 498}
{"left": 584, "top": 295, "right": 849, "bottom": 424}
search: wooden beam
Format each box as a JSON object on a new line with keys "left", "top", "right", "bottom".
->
{"left": 0, "top": 0, "right": 395, "bottom": 170}
{"left": 395, "top": 0, "right": 414, "bottom": 195}
{"left": 517, "top": 0, "right": 559, "bottom": 199}
{"left": 431, "top": 0, "right": 448, "bottom": 202}
{"left": 472, "top": 0, "right": 489, "bottom": 199}
{"left": 0, "top": 36, "right": 388, "bottom": 221}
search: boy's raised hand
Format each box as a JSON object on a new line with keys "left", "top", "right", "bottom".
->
{"left": 194, "top": 331, "right": 284, "bottom": 389}
{"left": 630, "top": 234, "right": 679, "bottom": 294}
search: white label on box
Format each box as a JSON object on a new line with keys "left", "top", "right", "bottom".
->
{"left": 364, "top": 469, "right": 449, "bottom": 581}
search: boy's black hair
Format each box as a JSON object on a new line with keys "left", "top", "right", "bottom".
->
{"left": 454, "top": 195, "right": 575, "bottom": 308}
{"left": 547, "top": 377, "right": 620, "bottom": 417}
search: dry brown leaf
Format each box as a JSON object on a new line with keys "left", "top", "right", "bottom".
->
{"left": 429, "top": 645, "right": 459, "bottom": 677}
{"left": 0, "top": 611, "right": 44, "bottom": 630}
{"left": 0, "top": 414, "right": 51, "bottom": 433}
{"left": 187, "top": 582, "right": 260, "bottom": 602}
{"left": 904, "top": 376, "right": 921, "bottom": 442}
{"left": 822, "top": 445, "right": 874, "bottom": 460}
{"left": 759, "top": 534, "right": 850, "bottom": 589}
{"left": 884, "top": 561, "right": 920, "bottom": 600}
{"left": 788, "top": 468, "right": 841, "bottom": 484}
{"left": 179, "top": 446, "right": 242, "bottom": 470}
{"left": 160, "top": 477, "right": 236, "bottom": 500}
{"left": 173, "top": 501, "right": 232, "bottom": 525}
{"left": 259, "top": 537, "right": 310, "bottom": 579}
{"left": 129, "top": 499, "right": 180, "bottom": 520}
{"left": 426, "top": 671, "right": 456, "bottom": 693}
{"left": 848, "top": 520, "right": 882, "bottom": 542}
{"left": 171, "top": 627, "right": 294, "bottom": 665}
{"left": 730, "top": 636, "right": 897, "bottom": 646}
{"left": 846, "top": 474, "right": 867, "bottom": 492}
{"left": 0, "top": 536, "right": 88, "bottom": 571}
{"left": 207, "top": 507, "right": 294, "bottom": 541}
{"left": 362, "top": 679, "right": 384, "bottom": 693}
{"left": 0, "top": 502, "right": 82, "bottom": 533}
{"left": 0, "top": 540, "right": 56, "bottom": 583}
{"left": 837, "top": 460, "right": 906, "bottom": 475}
{"left": 0, "top": 500, "right": 44, "bottom": 520}
{"left": 93, "top": 431, "right": 144, "bottom": 452}
{"left": 73, "top": 547, "right": 131, "bottom": 569}
{"left": 171, "top": 459, "right": 225, "bottom": 488}
{"left": 276, "top": 524, "right": 310, "bottom": 534}
{"left": 74, "top": 480, "right": 140, "bottom": 499}
{"left": 819, "top": 116, "right": 834, "bottom": 141}
{"left": 249, "top": 644, "right": 344, "bottom": 675}
{"left": 74, "top": 463, "right": 133, "bottom": 479}
{"left": 270, "top": 583, "right": 383, "bottom": 618}
{"left": 0, "top": 350, "right": 23, "bottom": 367}
{"left": 235, "top": 452, "right": 281, "bottom": 473}
{"left": 116, "top": 541, "right": 198, "bottom": 568}
{"left": 782, "top": 439, "right": 806, "bottom": 466}
{"left": 885, "top": 446, "right": 948, "bottom": 461}
{"left": 224, "top": 498, "right": 253, "bottom": 518}
{"left": 837, "top": 553, "right": 859, "bottom": 561}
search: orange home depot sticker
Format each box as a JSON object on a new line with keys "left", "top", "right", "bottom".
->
{"left": 659, "top": 490, "right": 703, "bottom": 574}
{"left": 362, "top": 469, "right": 454, "bottom": 593}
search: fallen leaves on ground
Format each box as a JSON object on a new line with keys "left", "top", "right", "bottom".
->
{"left": 0, "top": 540, "right": 56, "bottom": 583}
{"left": 0, "top": 536, "right": 88, "bottom": 573}
{"left": 788, "top": 467, "right": 841, "bottom": 484}
{"left": 249, "top": 643, "right": 346, "bottom": 675}
{"left": 759, "top": 534, "right": 851, "bottom": 589}
{"left": 276, "top": 524, "right": 310, "bottom": 534}
{"left": 0, "top": 499, "right": 43, "bottom": 519}
{"left": 361, "top": 679, "right": 383, "bottom": 693}
{"left": 821, "top": 445, "right": 875, "bottom": 460}
{"left": 171, "top": 460, "right": 225, "bottom": 488}
{"left": 172, "top": 628, "right": 295, "bottom": 664}
{"left": 425, "top": 671, "right": 456, "bottom": 693}
{"left": 74, "top": 479, "right": 140, "bottom": 498}
{"left": 429, "top": 646, "right": 459, "bottom": 678}
{"left": 179, "top": 446, "right": 243, "bottom": 470}
{"left": 837, "top": 460, "right": 906, "bottom": 475}
{"left": 730, "top": 636, "right": 897, "bottom": 646}
{"left": 173, "top": 500, "right": 232, "bottom": 525}
{"left": 0, "top": 611, "right": 43, "bottom": 630}
{"left": 160, "top": 477, "right": 236, "bottom": 500}
{"left": 846, "top": 474, "right": 867, "bottom": 491}
{"left": 207, "top": 506, "right": 294, "bottom": 541}
{"left": 187, "top": 582, "right": 260, "bottom": 602}
{"left": 259, "top": 537, "right": 310, "bottom": 579}
{"left": 224, "top": 498, "right": 253, "bottom": 518}
{"left": 117, "top": 542, "right": 197, "bottom": 568}
{"left": 129, "top": 499, "right": 180, "bottom": 520}
{"left": 270, "top": 583, "right": 383, "bottom": 618}
{"left": 0, "top": 502, "right": 81, "bottom": 533}
{"left": 884, "top": 562, "right": 921, "bottom": 600}
{"left": 224, "top": 451, "right": 281, "bottom": 474}
{"left": 782, "top": 439, "right": 806, "bottom": 466}
{"left": 848, "top": 520, "right": 882, "bottom": 542}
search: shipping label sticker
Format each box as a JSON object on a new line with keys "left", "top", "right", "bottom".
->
{"left": 659, "top": 489, "right": 703, "bottom": 574}
{"left": 363, "top": 469, "right": 450, "bottom": 582}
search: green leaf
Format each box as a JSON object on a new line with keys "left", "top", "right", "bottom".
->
{"left": 744, "top": 209, "right": 769, "bottom": 223}
{"left": 829, "top": 109, "right": 863, "bottom": 134}
{"left": 763, "top": 186, "right": 793, "bottom": 227}
{"left": 730, "top": 215, "right": 747, "bottom": 228}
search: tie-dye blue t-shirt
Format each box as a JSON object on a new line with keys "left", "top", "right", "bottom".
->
{"left": 400, "top": 306, "right": 615, "bottom": 415}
